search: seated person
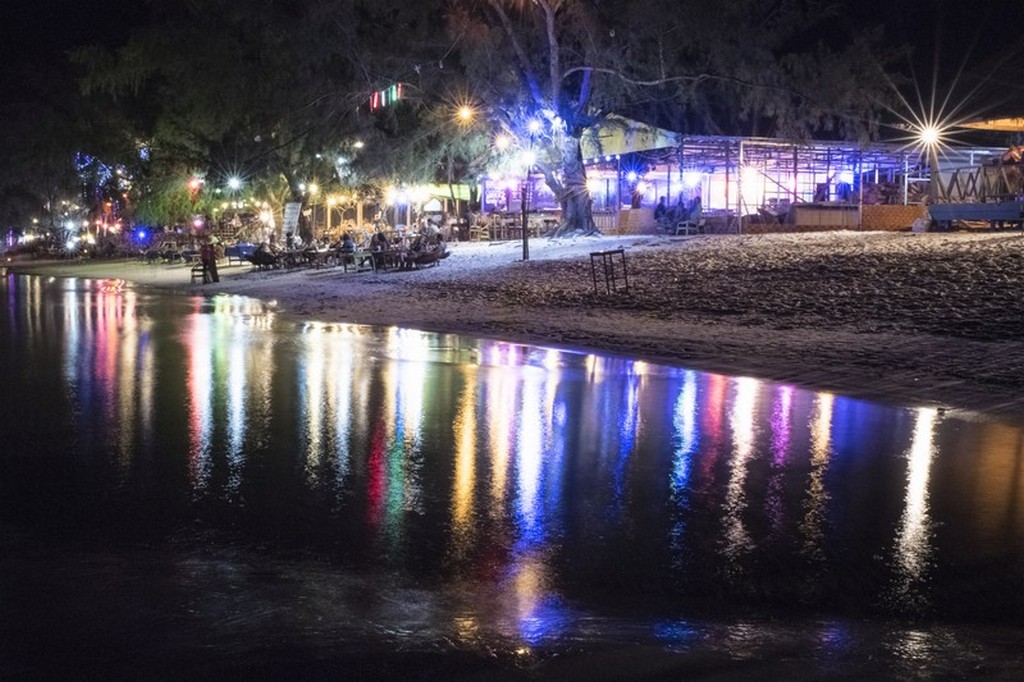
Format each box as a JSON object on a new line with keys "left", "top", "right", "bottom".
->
{"left": 687, "top": 196, "right": 702, "bottom": 219}
{"left": 671, "top": 198, "right": 688, "bottom": 223}
{"left": 339, "top": 232, "right": 356, "bottom": 253}
{"left": 369, "top": 231, "right": 389, "bottom": 252}
{"left": 407, "top": 233, "right": 449, "bottom": 267}
{"left": 250, "top": 241, "right": 279, "bottom": 267}
{"left": 654, "top": 197, "right": 668, "bottom": 223}
{"left": 399, "top": 234, "right": 425, "bottom": 268}
{"left": 369, "top": 230, "right": 391, "bottom": 267}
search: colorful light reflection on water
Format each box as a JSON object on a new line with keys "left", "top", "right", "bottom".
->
{"left": 3, "top": 272, "right": 1024, "bottom": 675}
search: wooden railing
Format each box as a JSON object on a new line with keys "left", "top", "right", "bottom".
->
{"left": 938, "top": 164, "right": 1023, "bottom": 203}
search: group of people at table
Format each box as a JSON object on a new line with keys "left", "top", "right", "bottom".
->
{"left": 247, "top": 224, "right": 449, "bottom": 272}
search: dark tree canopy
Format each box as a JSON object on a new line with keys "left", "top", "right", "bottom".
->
{"left": 0, "top": 0, "right": 935, "bottom": 236}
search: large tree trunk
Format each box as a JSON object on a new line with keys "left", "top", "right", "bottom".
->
{"left": 550, "top": 134, "right": 600, "bottom": 238}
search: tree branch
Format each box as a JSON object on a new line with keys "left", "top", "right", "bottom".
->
{"left": 561, "top": 65, "right": 711, "bottom": 87}
{"left": 562, "top": 65, "right": 814, "bottom": 101}
{"left": 485, "top": 0, "right": 544, "bottom": 106}
{"left": 576, "top": 67, "right": 592, "bottom": 110}
{"left": 536, "top": 0, "right": 561, "bottom": 104}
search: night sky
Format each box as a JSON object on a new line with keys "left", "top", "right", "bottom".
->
{"left": 1, "top": 1, "right": 1022, "bottom": 120}
{"left": 1, "top": 0, "right": 135, "bottom": 63}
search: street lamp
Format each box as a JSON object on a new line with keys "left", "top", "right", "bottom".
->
{"left": 919, "top": 125, "right": 942, "bottom": 204}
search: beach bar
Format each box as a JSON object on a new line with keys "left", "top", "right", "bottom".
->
{"left": 580, "top": 116, "right": 1015, "bottom": 234}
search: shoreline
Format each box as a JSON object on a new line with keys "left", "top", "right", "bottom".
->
{"left": 8, "top": 231, "right": 1024, "bottom": 424}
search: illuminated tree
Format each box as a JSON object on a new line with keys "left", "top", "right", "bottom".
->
{"left": 447, "top": 0, "right": 892, "bottom": 235}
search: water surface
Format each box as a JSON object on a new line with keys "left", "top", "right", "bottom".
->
{"left": 2, "top": 273, "right": 1023, "bottom": 678}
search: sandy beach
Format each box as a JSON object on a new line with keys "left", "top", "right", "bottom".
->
{"left": 9, "top": 230, "right": 1024, "bottom": 422}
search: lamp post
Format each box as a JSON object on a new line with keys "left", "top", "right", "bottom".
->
{"left": 521, "top": 168, "right": 530, "bottom": 261}
{"left": 307, "top": 183, "right": 319, "bottom": 238}
{"left": 522, "top": 120, "right": 542, "bottom": 262}
{"left": 326, "top": 196, "right": 337, "bottom": 236}
{"left": 920, "top": 125, "right": 941, "bottom": 204}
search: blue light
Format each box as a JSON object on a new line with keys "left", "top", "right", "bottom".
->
{"left": 136, "top": 229, "right": 148, "bottom": 241}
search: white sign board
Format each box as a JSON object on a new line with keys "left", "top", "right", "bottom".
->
{"left": 282, "top": 202, "right": 302, "bottom": 237}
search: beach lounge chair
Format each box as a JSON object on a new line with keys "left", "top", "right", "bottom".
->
{"left": 675, "top": 215, "right": 705, "bottom": 235}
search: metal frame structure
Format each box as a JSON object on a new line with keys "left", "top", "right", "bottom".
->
{"left": 582, "top": 128, "right": 1014, "bottom": 231}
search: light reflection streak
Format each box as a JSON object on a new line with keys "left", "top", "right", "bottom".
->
{"left": 4, "top": 271, "right": 15, "bottom": 334}
{"left": 369, "top": 339, "right": 394, "bottom": 531}
{"left": 367, "top": 414, "right": 387, "bottom": 530}
{"left": 392, "top": 330, "right": 425, "bottom": 518}
{"left": 653, "top": 620, "right": 699, "bottom": 648}
{"left": 487, "top": 365, "right": 515, "bottom": 513}
{"left": 296, "top": 322, "right": 364, "bottom": 490}
{"left": 541, "top": 348, "right": 561, "bottom": 372}
{"left": 771, "top": 386, "right": 793, "bottom": 467}
{"left": 671, "top": 371, "right": 699, "bottom": 500}
{"left": 516, "top": 368, "right": 544, "bottom": 538}
{"left": 698, "top": 374, "right": 728, "bottom": 488}
{"left": 226, "top": 324, "right": 247, "bottom": 493}
{"left": 299, "top": 323, "right": 327, "bottom": 479}
{"left": 509, "top": 554, "right": 565, "bottom": 646}
{"left": 540, "top": 355, "right": 564, "bottom": 493}
{"left": 766, "top": 385, "right": 794, "bottom": 535}
{"left": 136, "top": 318, "right": 155, "bottom": 455}
{"left": 114, "top": 289, "right": 139, "bottom": 465}
{"left": 721, "top": 377, "right": 759, "bottom": 565}
{"left": 452, "top": 366, "right": 478, "bottom": 543}
{"left": 56, "top": 280, "right": 152, "bottom": 466}
{"left": 330, "top": 328, "right": 357, "bottom": 488}
{"left": 95, "top": 284, "right": 121, "bottom": 431}
{"left": 383, "top": 361, "right": 404, "bottom": 543}
{"left": 28, "top": 277, "right": 43, "bottom": 342}
{"left": 612, "top": 364, "right": 642, "bottom": 500}
{"left": 62, "top": 287, "right": 80, "bottom": 387}
{"left": 505, "top": 360, "right": 566, "bottom": 646}
{"left": 892, "top": 407, "right": 939, "bottom": 600}
{"left": 800, "top": 393, "right": 834, "bottom": 560}
{"left": 886, "top": 629, "right": 939, "bottom": 666}
{"left": 816, "top": 621, "right": 853, "bottom": 656}
{"left": 669, "top": 371, "right": 699, "bottom": 567}
{"left": 366, "top": 328, "right": 430, "bottom": 555}
{"left": 186, "top": 305, "right": 214, "bottom": 488}
{"left": 246, "top": 307, "right": 276, "bottom": 461}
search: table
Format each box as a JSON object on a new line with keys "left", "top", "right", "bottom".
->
{"left": 340, "top": 250, "right": 378, "bottom": 273}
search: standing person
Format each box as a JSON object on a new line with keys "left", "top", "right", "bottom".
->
{"left": 200, "top": 238, "right": 219, "bottom": 283}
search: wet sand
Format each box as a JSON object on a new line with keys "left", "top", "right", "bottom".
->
{"left": 10, "top": 230, "right": 1024, "bottom": 422}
